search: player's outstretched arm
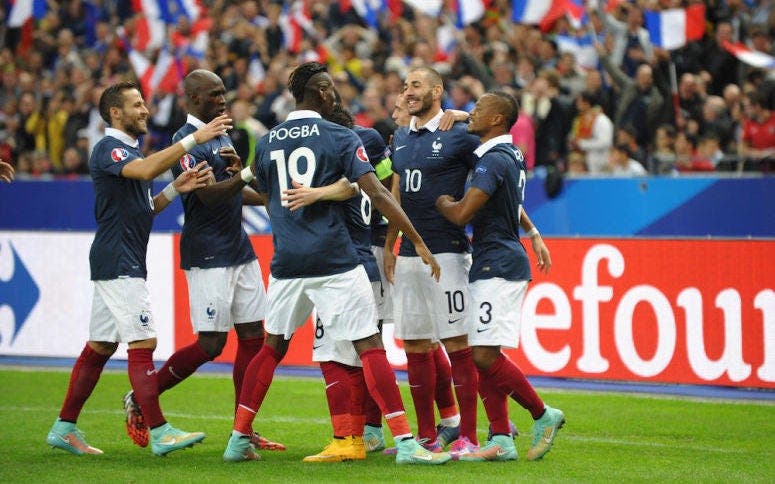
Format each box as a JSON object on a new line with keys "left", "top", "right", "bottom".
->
{"left": 519, "top": 209, "right": 551, "bottom": 274}
{"left": 382, "top": 173, "right": 402, "bottom": 284}
{"left": 152, "top": 161, "right": 213, "bottom": 214}
{"left": 122, "top": 114, "right": 232, "bottom": 181}
{"left": 0, "top": 159, "right": 14, "bottom": 183}
{"left": 281, "top": 178, "right": 358, "bottom": 211}
{"left": 359, "top": 172, "right": 440, "bottom": 282}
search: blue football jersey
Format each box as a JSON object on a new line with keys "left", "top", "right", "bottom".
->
{"left": 171, "top": 116, "right": 255, "bottom": 270}
{"left": 391, "top": 115, "right": 478, "bottom": 256}
{"left": 88, "top": 128, "right": 153, "bottom": 280}
{"left": 353, "top": 125, "right": 392, "bottom": 249}
{"left": 345, "top": 125, "right": 389, "bottom": 282}
{"left": 468, "top": 136, "right": 531, "bottom": 283}
{"left": 254, "top": 111, "right": 374, "bottom": 278}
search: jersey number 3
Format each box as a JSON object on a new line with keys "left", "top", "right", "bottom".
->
{"left": 271, "top": 147, "right": 317, "bottom": 206}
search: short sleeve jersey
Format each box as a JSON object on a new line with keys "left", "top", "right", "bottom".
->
{"left": 171, "top": 115, "right": 255, "bottom": 270}
{"left": 88, "top": 128, "right": 153, "bottom": 280}
{"left": 468, "top": 135, "right": 531, "bottom": 283}
{"left": 254, "top": 110, "right": 374, "bottom": 278}
{"left": 391, "top": 112, "right": 478, "bottom": 256}
{"left": 353, "top": 125, "right": 392, "bottom": 249}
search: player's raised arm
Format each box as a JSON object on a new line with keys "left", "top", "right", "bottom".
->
{"left": 121, "top": 113, "right": 232, "bottom": 181}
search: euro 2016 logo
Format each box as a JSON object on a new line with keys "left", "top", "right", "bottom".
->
{"left": 356, "top": 146, "right": 369, "bottom": 163}
{"left": 180, "top": 153, "right": 196, "bottom": 170}
{"left": 111, "top": 148, "right": 129, "bottom": 162}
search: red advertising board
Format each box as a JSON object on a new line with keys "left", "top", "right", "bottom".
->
{"left": 174, "top": 236, "right": 774, "bottom": 389}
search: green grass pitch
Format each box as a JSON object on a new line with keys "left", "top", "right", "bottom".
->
{"left": 0, "top": 367, "right": 773, "bottom": 483}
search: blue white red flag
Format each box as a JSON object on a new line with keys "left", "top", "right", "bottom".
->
{"left": 7, "top": 0, "right": 47, "bottom": 27}
{"left": 644, "top": 5, "right": 705, "bottom": 50}
{"left": 723, "top": 41, "right": 775, "bottom": 69}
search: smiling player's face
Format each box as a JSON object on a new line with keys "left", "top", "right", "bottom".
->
{"left": 118, "top": 89, "right": 149, "bottom": 138}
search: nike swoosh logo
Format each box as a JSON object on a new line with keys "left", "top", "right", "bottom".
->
{"left": 496, "top": 448, "right": 509, "bottom": 456}
{"left": 325, "top": 381, "right": 339, "bottom": 390}
{"left": 448, "top": 318, "right": 461, "bottom": 324}
{"left": 409, "top": 384, "right": 422, "bottom": 388}
{"left": 395, "top": 145, "right": 407, "bottom": 151}
{"left": 212, "top": 148, "right": 219, "bottom": 155}
{"left": 146, "top": 369, "right": 157, "bottom": 376}
{"left": 476, "top": 327, "right": 491, "bottom": 333}
{"left": 412, "top": 453, "right": 433, "bottom": 461}
{"left": 312, "top": 344, "right": 323, "bottom": 350}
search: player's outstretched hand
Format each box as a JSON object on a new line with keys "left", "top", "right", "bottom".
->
{"left": 438, "top": 109, "right": 469, "bottom": 131}
{"left": 0, "top": 159, "right": 14, "bottom": 183}
{"left": 530, "top": 235, "right": 552, "bottom": 275}
{"left": 220, "top": 146, "right": 243, "bottom": 175}
{"left": 415, "top": 242, "right": 441, "bottom": 282}
{"left": 173, "top": 161, "right": 213, "bottom": 193}
{"left": 193, "top": 113, "right": 232, "bottom": 144}
{"left": 282, "top": 179, "right": 322, "bottom": 211}
{"left": 383, "top": 249, "right": 396, "bottom": 285}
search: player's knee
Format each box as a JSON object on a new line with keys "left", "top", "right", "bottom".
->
{"left": 265, "top": 333, "right": 289, "bottom": 358}
{"left": 197, "top": 332, "right": 227, "bottom": 359}
{"left": 471, "top": 346, "right": 498, "bottom": 370}
{"left": 234, "top": 320, "right": 264, "bottom": 339}
{"left": 89, "top": 341, "right": 118, "bottom": 356}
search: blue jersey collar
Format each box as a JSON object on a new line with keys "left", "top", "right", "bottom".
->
{"left": 474, "top": 134, "right": 513, "bottom": 158}
{"left": 104, "top": 127, "right": 139, "bottom": 148}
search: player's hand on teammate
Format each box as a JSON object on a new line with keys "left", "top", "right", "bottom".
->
{"left": 383, "top": 249, "right": 396, "bottom": 284}
{"left": 219, "top": 146, "right": 242, "bottom": 175}
{"left": 530, "top": 234, "right": 552, "bottom": 274}
{"left": 438, "top": 109, "right": 469, "bottom": 131}
{"left": 0, "top": 159, "right": 14, "bottom": 183}
{"left": 193, "top": 113, "right": 232, "bottom": 144}
{"left": 281, "top": 179, "right": 322, "bottom": 211}
{"left": 414, "top": 243, "right": 441, "bottom": 282}
{"left": 173, "top": 161, "right": 213, "bottom": 193}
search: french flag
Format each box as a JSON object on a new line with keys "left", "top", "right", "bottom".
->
{"left": 556, "top": 34, "right": 598, "bottom": 69}
{"left": 351, "top": 0, "right": 385, "bottom": 28}
{"left": 7, "top": 0, "right": 48, "bottom": 27}
{"left": 132, "top": 14, "right": 166, "bottom": 52}
{"left": 511, "top": 0, "right": 568, "bottom": 32}
{"left": 171, "top": 0, "right": 204, "bottom": 22}
{"left": 452, "top": 0, "right": 486, "bottom": 27}
{"left": 128, "top": 46, "right": 182, "bottom": 98}
{"left": 644, "top": 5, "right": 705, "bottom": 51}
{"left": 280, "top": 1, "right": 314, "bottom": 54}
{"left": 723, "top": 41, "right": 775, "bottom": 69}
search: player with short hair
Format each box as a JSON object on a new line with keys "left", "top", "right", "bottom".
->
{"left": 46, "top": 81, "right": 230, "bottom": 457}
{"left": 121, "top": 70, "right": 284, "bottom": 452}
{"left": 220, "top": 61, "right": 449, "bottom": 465}
{"left": 0, "top": 158, "right": 14, "bottom": 182}
{"left": 436, "top": 91, "right": 564, "bottom": 462}
{"left": 385, "top": 66, "right": 480, "bottom": 456}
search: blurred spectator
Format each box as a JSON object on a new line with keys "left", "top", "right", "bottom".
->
{"left": 697, "top": 95, "right": 735, "bottom": 152}
{"left": 510, "top": 105, "right": 536, "bottom": 171}
{"left": 568, "top": 91, "right": 613, "bottom": 174}
{"left": 522, "top": 69, "right": 571, "bottom": 168}
{"left": 599, "top": 44, "right": 665, "bottom": 151}
{"left": 701, "top": 21, "right": 741, "bottom": 96}
{"left": 677, "top": 73, "right": 706, "bottom": 130}
{"left": 648, "top": 124, "right": 678, "bottom": 175}
{"left": 59, "top": 146, "right": 89, "bottom": 178}
{"left": 567, "top": 150, "right": 588, "bottom": 175}
{"left": 229, "top": 99, "right": 268, "bottom": 168}
{"left": 596, "top": 2, "right": 654, "bottom": 77}
{"left": 739, "top": 91, "right": 775, "bottom": 170}
{"left": 615, "top": 124, "right": 647, "bottom": 170}
{"left": 608, "top": 143, "right": 647, "bottom": 176}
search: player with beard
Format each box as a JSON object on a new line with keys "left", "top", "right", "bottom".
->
{"left": 121, "top": 70, "right": 284, "bottom": 452}
{"left": 384, "top": 66, "right": 481, "bottom": 457}
{"left": 46, "top": 81, "right": 230, "bottom": 457}
{"left": 436, "top": 91, "right": 564, "bottom": 462}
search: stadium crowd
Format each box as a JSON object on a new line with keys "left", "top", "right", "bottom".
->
{"left": 0, "top": 0, "right": 774, "bottom": 179}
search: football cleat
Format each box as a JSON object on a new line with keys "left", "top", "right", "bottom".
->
{"left": 447, "top": 436, "right": 480, "bottom": 460}
{"left": 223, "top": 431, "right": 260, "bottom": 462}
{"left": 123, "top": 390, "right": 149, "bottom": 447}
{"left": 250, "top": 432, "right": 286, "bottom": 451}
{"left": 458, "top": 434, "right": 518, "bottom": 462}
{"left": 302, "top": 436, "right": 366, "bottom": 463}
{"left": 435, "top": 423, "right": 461, "bottom": 448}
{"left": 47, "top": 419, "right": 103, "bottom": 455}
{"left": 150, "top": 423, "right": 205, "bottom": 456}
{"left": 362, "top": 424, "right": 385, "bottom": 453}
{"left": 487, "top": 420, "right": 519, "bottom": 441}
{"left": 526, "top": 406, "right": 565, "bottom": 461}
{"left": 395, "top": 438, "right": 451, "bottom": 465}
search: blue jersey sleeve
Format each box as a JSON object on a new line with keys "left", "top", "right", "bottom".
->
{"left": 340, "top": 130, "right": 375, "bottom": 182}
{"left": 91, "top": 138, "right": 140, "bottom": 177}
{"left": 470, "top": 155, "right": 506, "bottom": 197}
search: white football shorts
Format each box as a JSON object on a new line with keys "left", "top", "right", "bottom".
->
{"left": 265, "top": 265, "right": 379, "bottom": 341}
{"left": 392, "top": 252, "right": 472, "bottom": 341}
{"left": 90, "top": 278, "right": 156, "bottom": 343}
{"left": 185, "top": 260, "right": 267, "bottom": 333}
{"left": 468, "top": 278, "right": 528, "bottom": 349}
